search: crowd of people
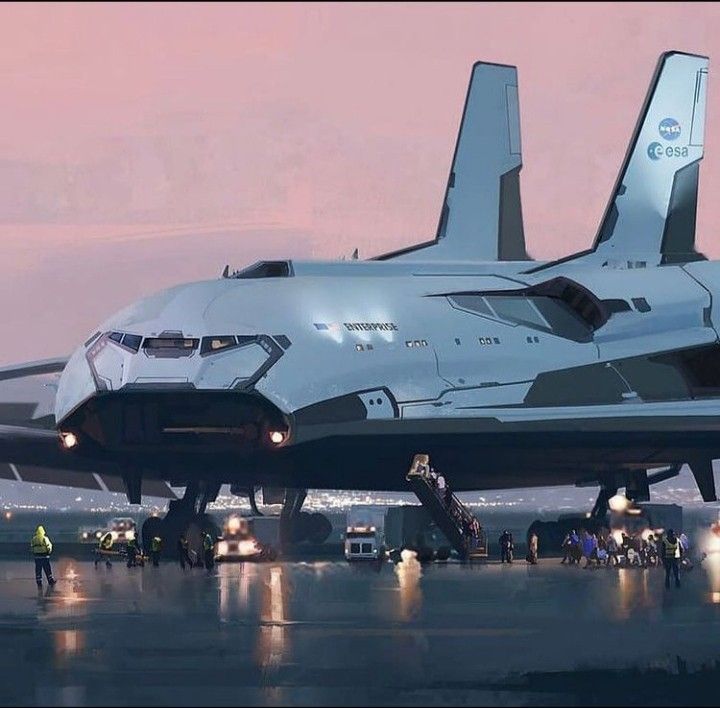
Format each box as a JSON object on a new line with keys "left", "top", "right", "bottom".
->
{"left": 560, "top": 527, "right": 691, "bottom": 588}
{"left": 29, "top": 524, "right": 219, "bottom": 589}
{"left": 97, "top": 530, "right": 218, "bottom": 572}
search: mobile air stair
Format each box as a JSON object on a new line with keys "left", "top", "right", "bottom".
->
{"left": 406, "top": 454, "right": 488, "bottom": 561}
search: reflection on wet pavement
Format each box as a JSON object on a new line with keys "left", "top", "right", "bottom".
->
{"left": 0, "top": 557, "right": 720, "bottom": 705}
{"left": 53, "top": 629, "right": 84, "bottom": 658}
{"left": 258, "top": 565, "right": 289, "bottom": 672}
{"left": 395, "top": 550, "right": 422, "bottom": 621}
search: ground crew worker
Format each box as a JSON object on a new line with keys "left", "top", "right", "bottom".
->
{"left": 150, "top": 535, "right": 162, "bottom": 567}
{"left": 95, "top": 531, "right": 114, "bottom": 569}
{"left": 30, "top": 525, "right": 56, "bottom": 588}
{"left": 202, "top": 531, "right": 215, "bottom": 573}
{"left": 126, "top": 536, "right": 139, "bottom": 568}
{"left": 178, "top": 533, "right": 193, "bottom": 570}
{"left": 662, "top": 529, "right": 681, "bottom": 589}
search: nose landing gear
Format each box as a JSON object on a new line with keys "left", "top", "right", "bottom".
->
{"left": 141, "top": 480, "right": 221, "bottom": 557}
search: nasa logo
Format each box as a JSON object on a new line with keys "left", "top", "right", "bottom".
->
{"left": 647, "top": 142, "right": 689, "bottom": 161}
{"left": 658, "top": 117, "right": 681, "bottom": 141}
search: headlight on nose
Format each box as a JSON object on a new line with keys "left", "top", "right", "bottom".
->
{"left": 269, "top": 430, "right": 286, "bottom": 445}
{"left": 59, "top": 431, "right": 79, "bottom": 449}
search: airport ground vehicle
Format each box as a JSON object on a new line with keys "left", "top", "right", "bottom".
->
{"left": 107, "top": 517, "right": 136, "bottom": 543}
{"left": 344, "top": 507, "right": 386, "bottom": 561}
{"left": 214, "top": 514, "right": 277, "bottom": 562}
{"left": 79, "top": 526, "right": 104, "bottom": 543}
{"left": 80, "top": 517, "right": 137, "bottom": 544}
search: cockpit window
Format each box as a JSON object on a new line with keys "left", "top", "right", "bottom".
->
{"left": 143, "top": 337, "right": 199, "bottom": 358}
{"left": 108, "top": 331, "right": 143, "bottom": 353}
{"left": 122, "top": 333, "right": 142, "bottom": 352}
{"left": 200, "top": 336, "right": 237, "bottom": 356}
{"left": 232, "top": 260, "right": 293, "bottom": 279}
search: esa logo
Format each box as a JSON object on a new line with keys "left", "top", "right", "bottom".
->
{"left": 647, "top": 141, "right": 689, "bottom": 161}
{"left": 658, "top": 117, "right": 681, "bottom": 141}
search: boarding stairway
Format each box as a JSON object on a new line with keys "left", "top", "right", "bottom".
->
{"left": 406, "top": 454, "right": 488, "bottom": 561}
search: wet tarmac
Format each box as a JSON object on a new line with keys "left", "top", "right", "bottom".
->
{"left": 2, "top": 555, "right": 720, "bottom": 706}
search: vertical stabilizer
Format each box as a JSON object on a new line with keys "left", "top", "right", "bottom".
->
{"left": 591, "top": 52, "right": 708, "bottom": 267}
{"left": 376, "top": 62, "right": 528, "bottom": 262}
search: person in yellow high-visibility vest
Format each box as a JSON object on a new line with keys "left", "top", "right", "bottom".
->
{"left": 662, "top": 529, "right": 681, "bottom": 590}
{"left": 30, "top": 526, "right": 56, "bottom": 588}
{"left": 95, "top": 531, "right": 114, "bottom": 569}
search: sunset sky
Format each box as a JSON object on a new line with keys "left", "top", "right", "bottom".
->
{"left": 1, "top": 2, "right": 719, "bottom": 364}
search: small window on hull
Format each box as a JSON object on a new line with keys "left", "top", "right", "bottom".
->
{"left": 233, "top": 261, "right": 293, "bottom": 279}
{"left": 632, "top": 297, "right": 651, "bottom": 313}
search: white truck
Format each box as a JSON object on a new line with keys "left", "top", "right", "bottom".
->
{"left": 344, "top": 506, "right": 386, "bottom": 561}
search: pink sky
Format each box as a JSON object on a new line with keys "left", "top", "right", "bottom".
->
{"left": 1, "top": 2, "right": 720, "bottom": 363}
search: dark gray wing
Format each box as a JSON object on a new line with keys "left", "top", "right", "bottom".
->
{"left": 0, "top": 425, "right": 176, "bottom": 498}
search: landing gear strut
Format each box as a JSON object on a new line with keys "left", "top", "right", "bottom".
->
{"left": 279, "top": 488, "right": 332, "bottom": 551}
{"left": 280, "top": 488, "right": 307, "bottom": 549}
{"left": 590, "top": 484, "right": 618, "bottom": 519}
{"left": 528, "top": 481, "right": 618, "bottom": 553}
{"left": 141, "top": 480, "right": 221, "bottom": 557}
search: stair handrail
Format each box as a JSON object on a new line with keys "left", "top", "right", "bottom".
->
{"left": 406, "top": 454, "right": 484, "bottom": 550}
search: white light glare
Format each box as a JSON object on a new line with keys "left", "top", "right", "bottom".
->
{"left": 608, "top": 494, "right": 631, "bottom": 513}
{"left": 60, "top": 431, "right": 78, "bottom": 449}
{"left": 269, "top": 431, "right": 285, "bottom": 445}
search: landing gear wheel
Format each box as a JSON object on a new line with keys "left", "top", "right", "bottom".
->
{"left": 435, "top": 546, "right": 451, "bottom": 562}
{"left": 529, "top": 516, "right": 604, "bottom": 556}
{"left": 292, "top": 511, "right": 313, "bottom": 543}
{"left": 306, "top": 513, "right": 332, "bottom": 544}
{"left": 263, "top": 545, "right": 278, "bottom": 562}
